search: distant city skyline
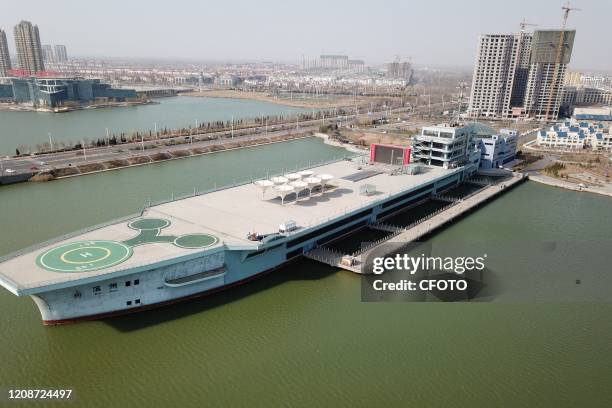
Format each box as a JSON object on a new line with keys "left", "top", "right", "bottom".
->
{"left": 0, "top": 0, "right": 609, "bottom": 71}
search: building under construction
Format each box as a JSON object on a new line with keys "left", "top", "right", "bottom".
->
{"left": 467, "top": 28, "right": 575, "bottom": 121}
{"left": 467, "top": 5, "right": 579, "bottom": 121}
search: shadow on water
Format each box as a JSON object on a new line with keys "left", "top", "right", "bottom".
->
{"left": 103, "top": 258, "right": 336, "bottom": 333}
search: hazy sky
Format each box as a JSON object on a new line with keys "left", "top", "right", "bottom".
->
{"left": 1, "top": 0, "right": 610, "bottom": 70}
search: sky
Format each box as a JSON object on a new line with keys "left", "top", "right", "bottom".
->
{"left": 1, "top": 0, "right": 610, "bottom": 71}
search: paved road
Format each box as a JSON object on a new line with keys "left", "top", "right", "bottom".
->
{"left": 0, "top": 124, "right": 318, "bottom": 176}
{"left": 523, "top": 154, "right": 560, "bottom": 173}
{"left": 0, "top": 107, "right": 413, "bottom": 176}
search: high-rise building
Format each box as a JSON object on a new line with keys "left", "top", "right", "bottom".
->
{"left": 14, "top": 20, "right": 45, "bottom": 75}
{"left": 467, "top": 28, "right": 575, "bottom": 121}
{"left": 522, "top": 30, "right": 576, "bottom": 120}
{"left": 386, "top": 61, "right": 413, "bottom": 81}
{"left": 467, "top": 32, "right": 532, "bottom": 119}
{"left": 54, "top": 44, "right": 67, "bottom": 62}
{"left": 348, "top": 59, "right": 365, "bottom": 74}
{"left": 0, "top": 29, "right": 11, "bottom": 77}
{"left": 42, "top": 44, "right": 54, "bottom": 63}
{"left": 319, "top": 55, "right": 349, "bottom": 70}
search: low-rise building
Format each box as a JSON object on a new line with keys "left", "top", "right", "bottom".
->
{"left": 411, "top": 123, "right": 482, "bottom": 171}
{"left": 561, "top": 85, "right": 612, "bottom": 109}
{"left": 573, "top": 106, "right": 612, "bottom": 122}
{"left": 474, "top": 129, "right": 518, "bottom": 169}
{"left": 214, "top": 74, "right": 240, "bottom": 88}
{"left": 536, "top": 119, "right": 612, "bottom": 151}
{"left": 0, "top": 77, "right": 137, "bottom": 108}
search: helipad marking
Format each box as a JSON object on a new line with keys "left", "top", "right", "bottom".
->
{"left": 173, "top": 234, "right": 218, "bottom": 249}
{"left": 37, "top": 241, "right": 133, "bottom": 273}
{"left": 60, "top": 246, "right": 112, "bottom": 264}
{"left": 128, "top": 218, "right": 170, "bottom": 231}
{"left": 37, "top": 218, "right": 220, "bottom": 273}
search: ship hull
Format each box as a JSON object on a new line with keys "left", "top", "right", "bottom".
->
{"left": 41, "top": 256, "right": 300, "bottom": 325}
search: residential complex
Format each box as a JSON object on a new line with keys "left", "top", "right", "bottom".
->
{"left": 42, "top": 44, "right": 54, "bottom": 63}
{"left": 536, "top": 119, "right": 612, "bottom": 151}
{"left": 386, "top": 61, "right": 413, "bottom": 81}
{"left": 0, "top": 29, "right": 11, "bottom": 77}
{"left": 14, "top": 20, "right": 45, "bottom": 75}
{"left": 561, "top": 85, "right": 612, "bottom": 108}
{"left": 319, "top": 55, "right": 349, "bottom": 70}
{"left": 54, "top": 44, "right": 68, "bottom": 62}
{"left": 467, "top": 28, "right": 575, "bottom": 121}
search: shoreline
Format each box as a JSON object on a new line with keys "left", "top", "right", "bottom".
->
{"left": 52, "top": 134, "right": 320, "bottom": 181}
{"left": 183, "top": 89, "right": 368, "bottom": 109}
{"left": 0, "top": 99, "right": 155, "bottom": 113}
{"left": 313, "top": 132, "right": 368, "bottom": 154}
{"left": 528, "top": 173, "right": 612, "bottom": 198}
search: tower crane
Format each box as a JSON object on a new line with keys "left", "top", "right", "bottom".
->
{"left": 519, "top": 18, "right": 538, "bottom": 32}
{"left": 544, "top": 2, "right": 580, "bottom": 121}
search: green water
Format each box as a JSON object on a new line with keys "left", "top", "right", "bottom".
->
{"left": 0, "top": 96, "right": 307, "bottom": 156}
{"left": 1, "top": 138, "right": 611, "bottom": 407}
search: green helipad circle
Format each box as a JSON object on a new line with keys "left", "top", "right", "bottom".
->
{"left": 37, "top": 240, "right": 133, "bottom": 273}
{"left": 174, "top": 234, "right": 218, "bottom": 249}
{"left": 128, "top": 218, "right": 170, "bottom": 230}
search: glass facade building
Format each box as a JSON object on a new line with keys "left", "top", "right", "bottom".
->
{"left": 0, "top": 77, "right": 137, "bottom": 107}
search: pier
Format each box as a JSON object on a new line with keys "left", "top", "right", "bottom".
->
{"left": 304, "top": 172, "right": 527, "bottom": 273}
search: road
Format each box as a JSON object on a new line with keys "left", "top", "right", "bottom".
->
{"left": 0, "top": 107, "right": 414, "bottom": 177}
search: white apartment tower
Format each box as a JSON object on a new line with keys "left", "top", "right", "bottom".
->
{"left": 14, "top": 20, "right": 45, "bottom": 75}
{"left": 42, "top": 44, "right": 54, "bottom": 63}
{"left": 54, "top": 44, "right": 68, "bottom": 62}
{"left": 0, "top": 29, "right": 11, "bottom": 77}
{"left": 467, "top": 33, "right": 530, "bottom": 119}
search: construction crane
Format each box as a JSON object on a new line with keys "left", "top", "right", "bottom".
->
{"left": 519, "top": 18, "right": 538, "bottom": 32}
{"left": 545, "top": 2, "right": 580, "bottom": 121}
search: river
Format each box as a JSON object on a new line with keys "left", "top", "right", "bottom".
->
{"left": 0, "top": 96, "right": 308, "bottom": 156}
{"left": 0, "top": 137, "right": 611, "bottom": 407}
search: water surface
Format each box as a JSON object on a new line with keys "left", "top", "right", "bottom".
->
{"left": 0, "top": 138, "right": 611, "bottom": 407}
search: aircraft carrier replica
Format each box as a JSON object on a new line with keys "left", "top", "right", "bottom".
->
{"left": 0, "top": 146, "right": 477, "bottom": 324}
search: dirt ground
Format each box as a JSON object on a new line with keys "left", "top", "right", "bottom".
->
{"left": 545, "top": 159, "right": 612, "bottom": 187}
{"left": 334, "top": 128, "right": 412, "bottom": 147}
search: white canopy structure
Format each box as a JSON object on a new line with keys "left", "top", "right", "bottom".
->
{"left": 289, "top": 180, "right": 308, "bottom": 201}
{"left": 319, "top": 174, "right": 334, "bottom": 193}
{"left": 298, "top": 170, "right": 314, "bottom": 178}
{"left": 254, "top": 179, "right": 275, "bottom": 199}
{"left": 274, "top": 184, "right": 295, "bottom": 205}
{"left": 303, "top": 176, "right": 322, "bottom": 197}
{"left": 271, "top": 176, "right": 288, "bottom": 185}
{"left": 285, "top": 173, "right": 302, "bottom": 182}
